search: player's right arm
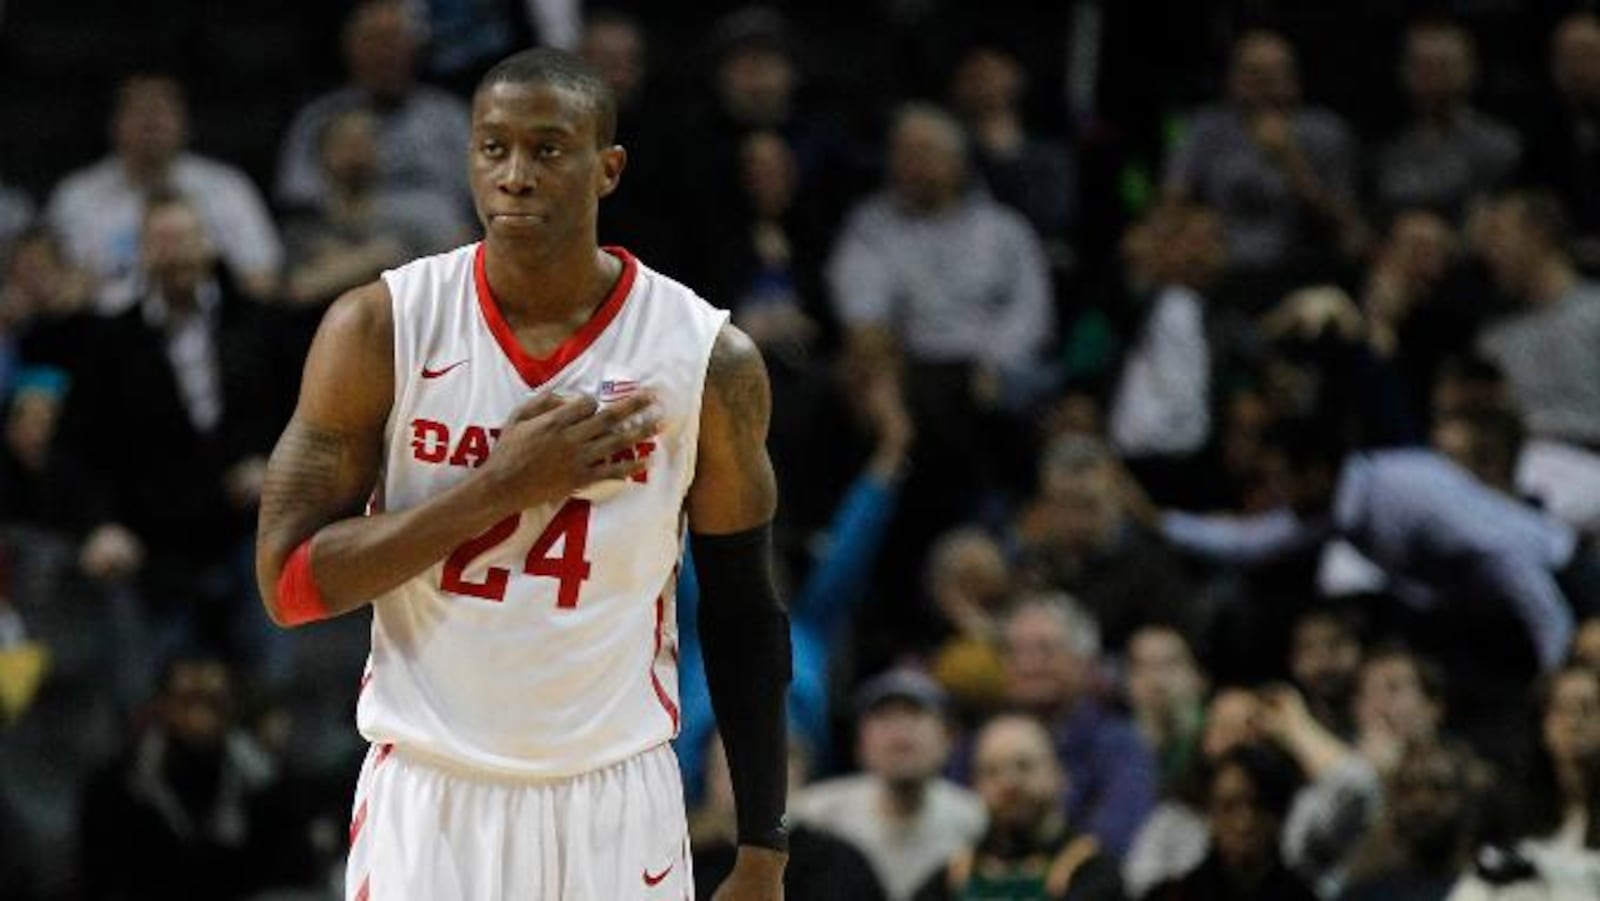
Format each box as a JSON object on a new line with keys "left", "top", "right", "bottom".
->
{"left": 255, "top": 281, "right": 658, "bottom": 626}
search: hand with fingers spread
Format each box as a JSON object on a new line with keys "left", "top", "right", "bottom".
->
{"left": 480, "top": 390, "right": 662, "bottom": 513}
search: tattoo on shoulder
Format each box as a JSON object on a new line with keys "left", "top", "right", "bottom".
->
{"left": 707, "top": 327, "right": 770, "bottom": 442}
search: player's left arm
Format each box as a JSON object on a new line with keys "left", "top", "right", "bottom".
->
{"left": 686, "top": 323, "right": 789, "bottom": 896}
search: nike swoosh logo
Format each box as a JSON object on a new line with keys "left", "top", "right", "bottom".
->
{"left": 643, "top": 862, "right": 674, "bottom": 886}
{"left": 421, "top": 359, "right": 469, "bottom": 379}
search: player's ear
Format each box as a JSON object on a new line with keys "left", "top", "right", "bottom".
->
{"left": 597, "top": 144, "right": 627, "bottom": 198}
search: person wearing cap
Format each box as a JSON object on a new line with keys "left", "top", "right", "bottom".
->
{"left": 792, "top": 667, "right": 986, "bottom": 900}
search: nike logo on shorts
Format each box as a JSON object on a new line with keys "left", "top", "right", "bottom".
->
{"left": 421, "top": 359, "right": 469, "bottom": 379}
{"left": 643, "top": 862, "right": 674, "bottom": 886}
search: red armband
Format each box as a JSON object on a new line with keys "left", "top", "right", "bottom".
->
{"left": 276, "top": 539, "right": 330, "bottom": 626}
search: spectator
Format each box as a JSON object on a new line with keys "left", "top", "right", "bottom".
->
{"left": 793, "top": 668, "right": 987, "bottom": 900}
{"left": 828, "top": 101, "right": 1055, "bottom": 595}
{"left": 78, "top": 652, "right": 279, "bottom": 899}
{"left": 1013, "top": 436, "right": 1193, "bottom": 652}
{"left": 1521, "top": 12, "right": 1600, "bottom": 270}
{"left": 1374, "top": 20, "right": 1521, "bottom": 222}
{"left": 915, "top": 714, "right": 1124, "bottom": 901}
{"left": 710, "top": 130, "right": 833, "bottom": 369}
{"left": 1431, "top": 407, "right": 1525, "bottom": 496}
{"left": 830, "top": 101, "right": 1055, "bottom": 403}
{"left": 1341, "top": 740, "right": 1489, "bottom": 901}
{"left": 1106, "top": 202, "right": 1227, "bottom": 467}
{"left": 1149, "top": 744, "right": 1316, "bottom": 901}
{"left": 1430, "top": 355, "right": 1510, "bottom": 421}
{"left": 1126, "top": 414, "right": 1592, "bottom": 678}
{"left": 692, "top": 733, "right": 889, "bottom": 901}
{"left": 1262, "top": 645, "right": 1449, "bottom": 896}
{"left": 691, "top": 6, "right": 863, "bottom": 224}
{"left": 50, "top": 195, "right": 297, "bottom": 697}
{"left": 0, "top": 228, "right": 93, "bottom": 402}
{"left": 1256, "top": 284, "right": 1422, "bottom": 447}
{"left": 1164, "top": 30, "right": 1366, "bottom": 276}
{"left": 1363, "top": 210, "right": 1488, "bottom": 421}
{"left": 949, "top": 43, "right": 1078, "bottom": 266}
{"left": 982, "top": 592, "right": 1158, "bottom": 858}
{"left": 280, "top": 109, "right": 442, "bottom": 312}
{"left": 45, "top": 75, "right": 282, "bottom": 310}
{"left": 924, "top": 526, "right": 1013, "bottom": 719}
{"left": 1287, "top": 602, "right": 1365, "bottom": 738}
{"left": 1473, "top": 190, "right": 1600, "bottom": 451}
{"left": 1573, "top": 616, "right": 1600, "bottom": 672}
{"left": 1124, "top": 625, "right": 1208, "bottom": 796}
{"left": 1450, "top": 665, "right": 1600, "bottom": 899}
{"left": 1123, "top": 686, "right": 1267, "bottom": 898}
{"left": 274, "top": 0, "right": 473, "bottom": 246}
{"left": 1508, "top": 665, "right": 1600, "bottom": 852}
{"left": 0, "top": 369, "right": 66, "bottom": 528}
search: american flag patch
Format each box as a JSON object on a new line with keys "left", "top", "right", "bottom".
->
{"left": 598, "top": 378, "right": 640, "bottom": 401}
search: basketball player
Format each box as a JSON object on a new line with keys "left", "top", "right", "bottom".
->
{"left": 254, "top": 49, "right": 789, "bottom": 899}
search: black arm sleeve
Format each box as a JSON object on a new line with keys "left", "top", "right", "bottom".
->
{"left": 692, "top": 523, "right": 792, "bottom": 852}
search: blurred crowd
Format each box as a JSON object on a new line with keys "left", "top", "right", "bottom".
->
{"left": 3, "top": 0, "right": 1600, "bottom": 899}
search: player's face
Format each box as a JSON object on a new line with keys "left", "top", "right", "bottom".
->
{"left": 469, "top": 81, "right": 624, "bottom": 254}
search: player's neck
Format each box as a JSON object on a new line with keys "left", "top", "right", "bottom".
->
{"left": 482, "top": 238, "right": 619, "bottom": 323}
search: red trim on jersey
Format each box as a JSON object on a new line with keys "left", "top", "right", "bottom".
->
{"left": 349, "top": 799, "right": 368, "bottom": 846}
{"left": 354, "top": 874, "right": 370, "bottom": 901}
{"left": 375, "top": 743, "right": 395, "bottom": 768}
{"left": 472, "top": 242, "right": 638, "bottom": 389}
{"left": 650, "top": 595, "right": 680, "bottom": 732}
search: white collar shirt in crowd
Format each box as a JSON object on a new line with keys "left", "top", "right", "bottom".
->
{"left": 45, "top": 154, "right": 283, "bottom": 313}
{"left": 1109, "top": 284, "right": 1211, "bottom": 457}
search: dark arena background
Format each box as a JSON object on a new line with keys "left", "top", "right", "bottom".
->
{"left": 2, "top": 0, "right": 1599, "bottom": 898}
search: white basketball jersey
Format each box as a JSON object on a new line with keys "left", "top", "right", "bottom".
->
{"left": 357, "top": 242, "right": 727, "bottom": 779}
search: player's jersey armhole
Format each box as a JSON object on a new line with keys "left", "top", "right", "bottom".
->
{"left": 678, "top": 304, "right": 732, "bottom": 503}
{"left": 377, "top": 270, "right": 407, "bottom": 467}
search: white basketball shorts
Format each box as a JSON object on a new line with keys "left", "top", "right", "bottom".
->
{"left": 345, "top": 742, "right": 693, "bottom": 900}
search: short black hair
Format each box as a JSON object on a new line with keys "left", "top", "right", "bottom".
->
{"left": 1262, "top": 411, "right": 1351, "bottom": 474}
{"left": 476, "top": 48, "right": 618, "bottom": 147}
{"left": 1213, "top": 743, "right": 1304, "bottom": 820}
{"left": 1363, "top": 640, "right": 1448, "bottom": 707}
{"left": 1293, "top": 597, "right": 1369, "bottom": 646}
{"left": 1501, "top": 188, "right": 1571, "bottom": 249}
